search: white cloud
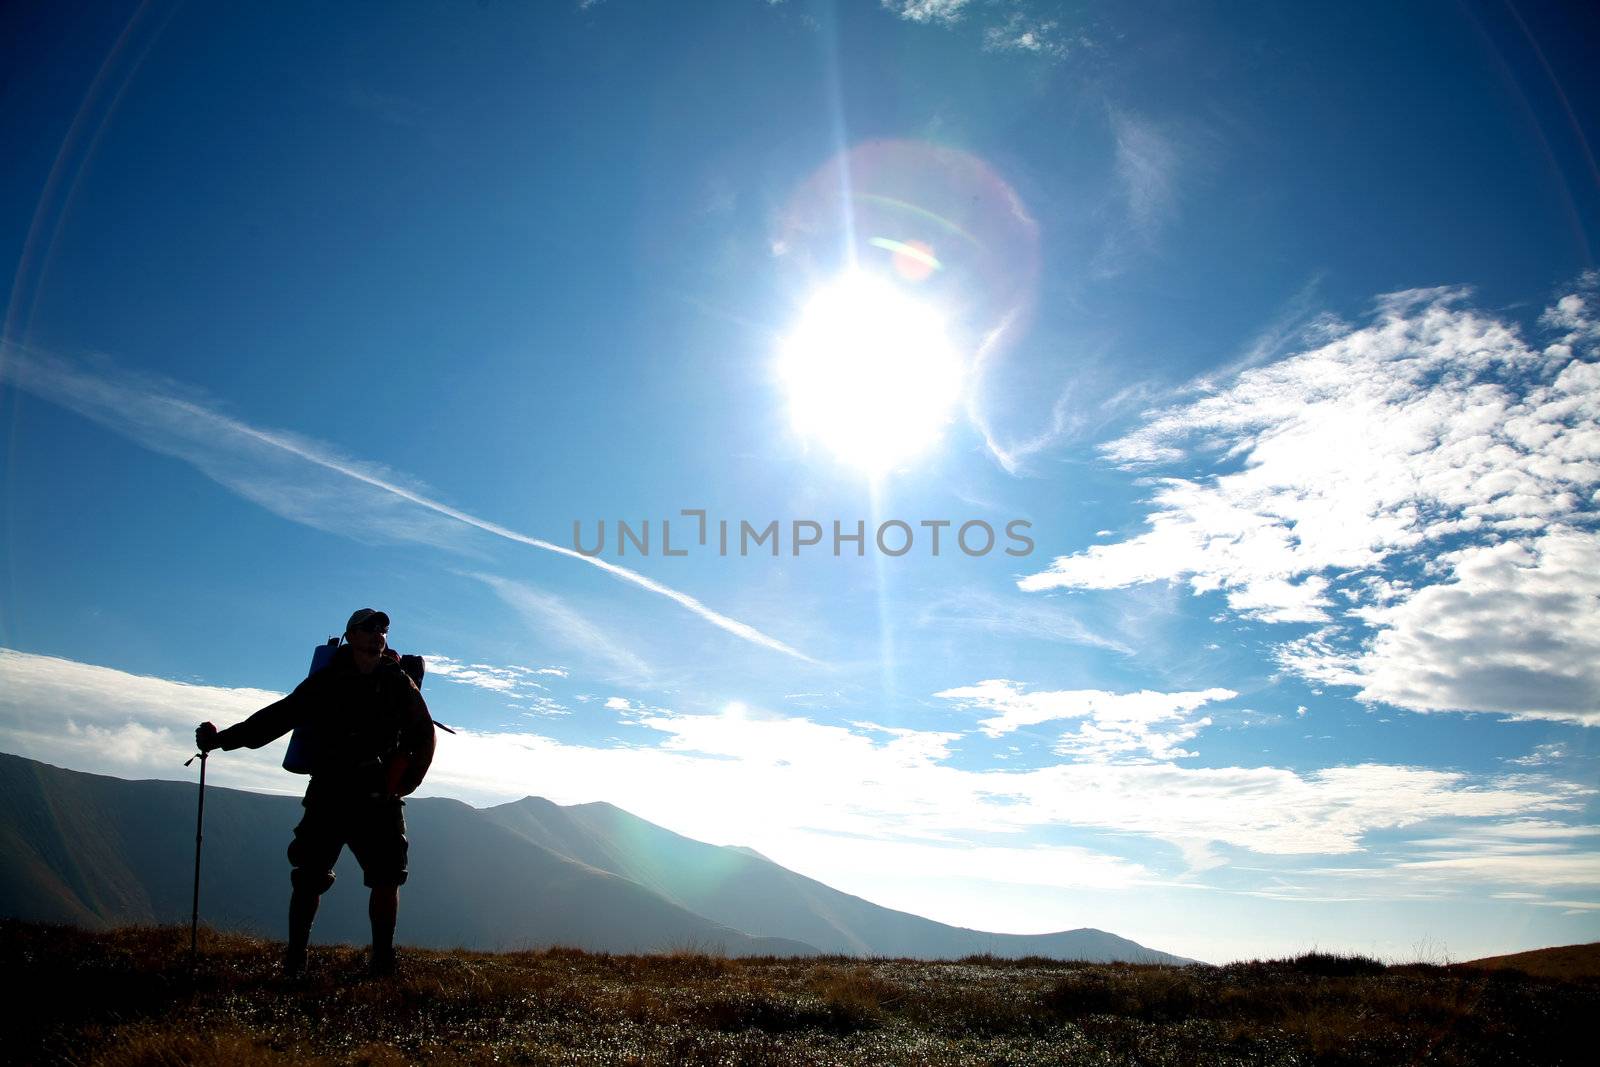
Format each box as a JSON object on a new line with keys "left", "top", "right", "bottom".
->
{"left": 883, "top": 1, "right": 1083, "bottom": 65}
{"left": 0, "top": 349, "right": 815, "bottom": 663}
{"left": 6, "top": 648, "right": 1588, "bottom": 905}
{"left": 982, "top": 12, "right": 1073, "bottom": 57}
{"left": 604, "top": 696, "right": 632, "bottom": 711}
{"left": 4, "top": 647, "right": 1591, "bottom": 957}
{"left": 0, "top": 648, "right": 299, "bottom": 797}
{"left": 882, "top": 0, "right": 970, "bottom": 25}
{"left": 935, "top": 679, "right": 1236, "bottom": 761}
{"left": 1540, "top": 271, "right": 1600, "bottom": 343}
{"left": 358, "top": 729, "right": 1600, "bottom": 868}
{"left": 1019, "top": 286, "right": 1600, "bottom": 724}
{"left": 1507, "top": 743, "right": 1570, "bottom": 767}
{"left": 1282, "top": 528, "right": 1600, "bottom": 725}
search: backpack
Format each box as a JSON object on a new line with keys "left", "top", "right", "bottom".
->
{"left": 281, "top": 638, "right": 428, "bottom": 774}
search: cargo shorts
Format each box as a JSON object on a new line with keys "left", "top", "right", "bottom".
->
{"left": 287, "top": 795, "right": 408, "bottom": 892}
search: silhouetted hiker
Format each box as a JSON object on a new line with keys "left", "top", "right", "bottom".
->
{"left": 196, "top": 608, "right": 435, "bottom": 977}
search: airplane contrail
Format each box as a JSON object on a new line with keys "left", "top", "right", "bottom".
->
{"left": 179, "top": 399, "right": 818, "bottom": 663}
{"left": 3, "top": 349, "right": 818, "bottom": 663}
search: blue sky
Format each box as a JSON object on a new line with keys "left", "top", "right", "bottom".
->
{"left": 2, "top": 0, "right": 1598, "bottom": 963}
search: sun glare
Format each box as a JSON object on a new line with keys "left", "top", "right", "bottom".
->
{"left": 777, "top": 272, "right": 964, "bottom": 475}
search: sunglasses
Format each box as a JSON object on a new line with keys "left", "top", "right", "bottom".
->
{"left": 353, "top": 620, "right": 389, "bottom": 635}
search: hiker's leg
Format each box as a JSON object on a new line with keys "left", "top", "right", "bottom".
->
{"left": 369, "top": 884, "right": 398, "bottom": 959}
{"left": 350, "top": 797, "right": 408, "bottom": 973}
{"left": 287, "top": 882, "right": 321, "bottom": 960}
{"left": 285, "top": 804, "right": 342, "bottom": 972}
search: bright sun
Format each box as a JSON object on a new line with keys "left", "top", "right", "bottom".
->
{"left": 777, "top": 271, "right": 964, "bottom": 475}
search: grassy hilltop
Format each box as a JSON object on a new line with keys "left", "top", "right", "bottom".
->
{"left": 4, "top": 921, "right": 1596, "bottom": 1066}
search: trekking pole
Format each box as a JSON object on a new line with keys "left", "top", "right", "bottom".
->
{"left": 184, "top": 749, "right": 207, "bottom": 959}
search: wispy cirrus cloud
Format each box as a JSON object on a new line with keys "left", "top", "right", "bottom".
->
{"left": 1110, "top": 109, "right": 1178, "bottom": 236}
{"left": 1019, "top": 283, "right": 1600, "bottom": 725}
{"left": 1200, "top": 276, "right": 1333, "bottom": 386}
{"left": 473, "top": 573, "right": 656, "bottom": 686}
{"left": 423, "top": 654, "right": 568, "bottom": 700}
{"left": 967, "top": 362, "right": 1142, "bottom": 476}
{"left": 914, "top": 587, "right": 1132, "bottom": 654}
{"left": 0, "top": 348, "right": 815, "bottom": 663}
{"left": 1090, "top": 109, "right": 1182, "bottom": 276}
{"left": 1408, "top": 819, "right": 1600, "bottom": 846}
{"left": 512, "top": 696, "right": 572, "bottom": 718}
{"left": 1295, "top": 821, "right": 1600, "bottom": 901}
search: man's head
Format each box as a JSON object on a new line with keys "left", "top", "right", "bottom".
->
{"left": 345, "top": 608, "right": 390, "bottom": 656}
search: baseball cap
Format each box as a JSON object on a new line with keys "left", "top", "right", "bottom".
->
{"left": 346, "top": 608, "right": 390, "bottom": 634}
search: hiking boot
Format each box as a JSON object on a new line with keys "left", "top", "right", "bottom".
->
{"left": 282, "top": 945, "right": 308, "bottom": 978}
{"left": 367, "top": 947, "right": 397, "bottom": 977}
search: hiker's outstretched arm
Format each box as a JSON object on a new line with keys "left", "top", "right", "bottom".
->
{"left": 212, "top": 676, "right": 318, "bottom": 751}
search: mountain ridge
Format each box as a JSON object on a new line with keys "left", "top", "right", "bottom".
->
{"left": 0, "top": 751, "right": 1192, "bottom": 963}
{"left": 482, "top": 793, "right": 1176, "bottom": 961}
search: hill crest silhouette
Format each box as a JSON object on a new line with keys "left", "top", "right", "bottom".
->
{"left": 0, "top": 751, "right": 1191, "bottom": 962}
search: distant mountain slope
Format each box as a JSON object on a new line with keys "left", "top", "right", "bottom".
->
{"left": 485, "top": 797, "right": 1190, "bottom": 963}
{"left": 0, "top": 753, "right": 813, "bottom": 955}
{"left": 1459, "top": 943, "right": 1600, "bottom": 980}
{"left": 0, "top": 752, "right": 1189, "bottom": 962}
